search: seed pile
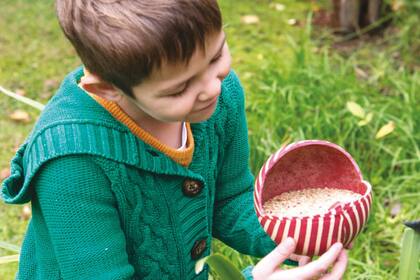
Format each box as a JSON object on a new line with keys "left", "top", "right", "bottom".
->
{"left": 263, "top": 188, "right": 362, "bottom": 218}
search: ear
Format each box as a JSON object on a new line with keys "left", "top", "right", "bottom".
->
{"left": 80, "top": 72, "right": 122, "bottom": 102}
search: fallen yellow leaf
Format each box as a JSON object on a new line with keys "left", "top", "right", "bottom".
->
{"left": 44, "top": 79, "right": 59, "bottom": 91}
{"left": 21, "top": 205, "right": 32, "bottom": 220}
{"left": 9, "top": 110, "right": 30, "bottom": 123}
{"left": 376, "top": 121, "right": 395, "bottom": 139}
{"left": 271, "top": 3, "right": 285, "bottom": 11}
{"left": 354, "top": 67, "right": 368, "bottom": 79}
{"left": 358, "top": 112, "right": 373, "bottom": 126}
{"left": 241, "top": 15, "right": 260, "bottom": 24}
{"left": 346, "top": 101, "right": 366, "bottom": 119}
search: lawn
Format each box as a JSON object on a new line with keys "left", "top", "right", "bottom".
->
{"left": 0, "top": 0, "right": 419, "bottom": 279}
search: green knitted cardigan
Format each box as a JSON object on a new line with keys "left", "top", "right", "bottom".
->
{"left": 2, "top": 67, "right": 279, "bottom": 279}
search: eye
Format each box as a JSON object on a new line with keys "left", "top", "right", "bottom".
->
{"left": 169, "top": 83, "right": 188, "bottom": 98}
{"left": 210, "top": 52, "right": 223, "bottom": 64}
{"left": 170, "top": 90, "right": 186, "bottom": 98}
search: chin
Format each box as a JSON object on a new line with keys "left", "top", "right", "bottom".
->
{"left": 187, "top": 110, "right": 215, "bottom": 123}
{"left": 187, "top": 101, "right": 218, "bottom": 123}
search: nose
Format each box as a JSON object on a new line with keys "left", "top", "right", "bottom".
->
{"left": 217, "top": 58, "right": 231, "bottom": 81}
{"left": 197, "top": 54, "right": 231, "bottom": 102}
{"left": 197, "top": 78, "right": 221, "bottom": 102}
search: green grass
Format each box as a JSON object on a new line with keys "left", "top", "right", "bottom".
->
{"left": 1, "top": 0, "right": 419, "bottom": 279}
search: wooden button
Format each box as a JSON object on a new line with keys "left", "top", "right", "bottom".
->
{"left": 191, "top": 239, "right": 207, "bottom": 260}
{"left": 182, "top": 179, "right": 203, "bottom": 197}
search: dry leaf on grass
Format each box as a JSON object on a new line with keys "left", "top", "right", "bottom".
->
{"left": 376, "top": 121, "right": 395, "bottom": 139}
{"left": 1, "top": 168, "right": 10, "bottom": 180}
{"left": 358, "top": 112, "right": 373, "bottom": 126}
{"left": 346, "top": 101, "right": 366, "bottom": 119}
{"left": 9, "top": 110, "right": 31, "bottom": 123}
{"left": 15, "top": 89, "right": 26, "bottom": 96}
{"left": 392, "top": 0, "right": 404, "bottom": 11}
{"left": 355, "top": 67, "right": 368, "bottom": 79}
{"left": 241, "top": 15, "right": 260, "bottom": 24}
{"left": 13, "top": 141, "right": 21, "bottom": 153}
{"left": 390, "top": 201, "right": 401, "bottom": 218}
{"left": 40, "top": 91, "right": 53, "bottom": 100}
{"left": 311, "top": 3, "right": 321, "bottom": 12}
{"left": 22, "top": 205, "right": 32, "bottom": 220}
{"left": 271, "top": 3, "right": 285, "bottom": 12}
{"left": 287, "top": 18, "right": 297, "bottom": 26}
{"left": 44, "top": 79, "right": 59, "bottom": 91}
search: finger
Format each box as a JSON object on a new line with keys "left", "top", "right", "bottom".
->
{"left": 298, "top": 256, "right": 312, "bottom": 266}
{"left": 253, "top": 238, "right": 296, "bottom": 276}
{"left": 345, "top": 241, "right": 354, "bottom": 249}
{"left": 267, "top": 269, "right": 310, "bottom": 280}
{"left": 320, "top": 249, "right": 348, "bottom": 280}
{"left": 289, "top": 254, "right": 312, "bottom": 266}
{"left": 280, "top": 243, "right": 343, "bottom": 280}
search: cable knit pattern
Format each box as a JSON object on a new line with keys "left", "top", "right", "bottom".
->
{"left": 1, "top": 66, "right": 277, "bottom": 279}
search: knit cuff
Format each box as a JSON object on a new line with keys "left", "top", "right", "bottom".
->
{"left": 242, "top": 265, "right": 254, "bottom": 280}
{"left": 241, "top": 258, "right": 298, "bottom": 279}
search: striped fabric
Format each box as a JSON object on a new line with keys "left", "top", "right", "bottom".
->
{"left": 254, "top": 140, "right": 373, "bottom": 256}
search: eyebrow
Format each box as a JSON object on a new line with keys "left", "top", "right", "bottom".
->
{"left": 163, "top": 36, "right": 226, "bottom": 93}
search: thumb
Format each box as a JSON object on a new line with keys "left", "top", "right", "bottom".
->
{"left": 253, "top": 238, "right": 296, "bottom": 277}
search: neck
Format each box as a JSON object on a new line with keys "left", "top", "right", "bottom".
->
{"left": 117, "top": 96, "right": 183, "bottom": 149}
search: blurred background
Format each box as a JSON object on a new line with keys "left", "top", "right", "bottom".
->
{"left": 0, "top": 0, "right": 419, "bottom": 279}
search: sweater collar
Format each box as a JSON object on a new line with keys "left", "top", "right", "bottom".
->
{"left": 29, "top": 66, "right": 208, "bottom": 177}
{"left": 2, "top": 66, "right": 218, "bottom": 204}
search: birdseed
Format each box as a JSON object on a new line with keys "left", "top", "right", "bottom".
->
{"left": 263, "top": 188, "right": 362, "bottom": 218}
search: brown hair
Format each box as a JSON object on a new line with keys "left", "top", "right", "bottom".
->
{"left": 55, "top": 0, "right": 222, "bottom": 96}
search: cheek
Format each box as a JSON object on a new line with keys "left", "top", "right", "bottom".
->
{"left": 220, "top": 49, "right": 232, "bottom": 79}
{"left": 156, "top": 98, "right": 196, "bottom": 121}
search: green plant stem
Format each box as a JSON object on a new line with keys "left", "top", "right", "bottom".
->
{"left": 0, "top": 255, "right": 19, "bottom": 265}
{"left": 0, "top": 242, "right": 20, "bottom": 253}
{"left": 0, "top": 86, "right": 45, "bottom": 111}
{"left": 195, "top": 254, "right": 245, "bottom": 280}
{"left": 399, "top": 228, "right": 420, "bottom": 280}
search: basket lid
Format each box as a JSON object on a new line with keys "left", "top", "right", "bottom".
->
{"left": 260, "top": 140, "right": 364, "bottom": 204}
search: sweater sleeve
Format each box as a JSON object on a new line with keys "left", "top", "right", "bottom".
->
{"left": 31, "top": 155, "right": 135, "bottom": 279}
{"left": 212, "top": 72, "right": 276, "bottom": 258}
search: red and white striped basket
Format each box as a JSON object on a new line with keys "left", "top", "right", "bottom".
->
{"left": 254, "top": 140, "right": 372, "bottom": 256}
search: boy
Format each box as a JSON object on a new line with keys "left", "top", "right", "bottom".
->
{"left": 2, "top": 0, "right": 348, "bottom": 279}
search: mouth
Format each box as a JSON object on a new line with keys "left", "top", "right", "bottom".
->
{"left": 196, "top": 97, "right": 218, "bottom": 112}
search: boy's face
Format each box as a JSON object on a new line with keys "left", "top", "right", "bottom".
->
{"left": 126, "top": 30, "right": 231, "bottom": 123}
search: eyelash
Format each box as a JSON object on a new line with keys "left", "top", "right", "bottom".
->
{"left": 170, "top": 84, "right": 188, "bottom": 97}
{"left": 210, "top": 52, "right": 223, "bottom": 64}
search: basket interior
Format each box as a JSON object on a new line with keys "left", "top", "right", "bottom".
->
{"left": 262, "top": 144, "right": 365, "bottom": 205}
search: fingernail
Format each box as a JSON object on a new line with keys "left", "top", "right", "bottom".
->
{"left": 284, "top": 237, "right": 295, "bottom": 248}
{"left": 334, "top": 243, "right": 343, "bottom": 250}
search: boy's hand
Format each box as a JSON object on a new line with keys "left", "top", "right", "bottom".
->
{"left": 288, "top": 253, "right": 312, "bottom": 266}
{"left": 252, "top": 238, "right": 348, "bottom": 280}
